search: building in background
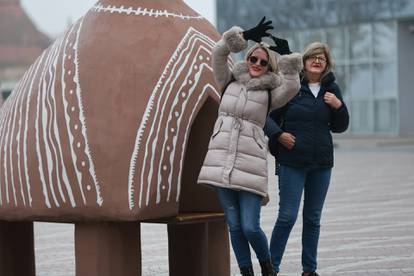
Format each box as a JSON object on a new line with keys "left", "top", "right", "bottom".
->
{"left": 217, "top": 0, "right": 414, "bottom": 136}
{"left": 0, "top": 0, "right": 50, "bottom": 106}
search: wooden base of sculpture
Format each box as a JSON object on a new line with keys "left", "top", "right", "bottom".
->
{"left": 75, "top": 222, "right": 141, "bottom": 276}
{"left": 75, "top": 215, "right": 229, "bottom": 276}
{"left": 0, "top": 218, "right": 228, "bottom": 275}
{"left": 0, "top": 221, "right": 35, "bottom": 276}
{"left": 168, "top": 220, "right": 230, "bottom": 276}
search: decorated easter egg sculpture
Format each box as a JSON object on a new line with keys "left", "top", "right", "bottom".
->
{"left": 0, "top": 0, "right": 224, "bottom": 221}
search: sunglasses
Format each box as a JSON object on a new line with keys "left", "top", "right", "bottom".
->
{"left": 248, "top": 56, "right": 269, "bottom": 67}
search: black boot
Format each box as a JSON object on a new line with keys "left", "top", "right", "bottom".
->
{"left": 240, "top": 265, "right": 254, "bottom": 276}
{"left": 259, "top": 260, "right": 277, "bottom": 276}
{"left": 302, "top": 272, "right": 320, "bottom": 276}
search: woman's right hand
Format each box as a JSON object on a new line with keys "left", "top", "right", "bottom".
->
{"left": 278, "top": 132, "right": 296, "bottom": 150}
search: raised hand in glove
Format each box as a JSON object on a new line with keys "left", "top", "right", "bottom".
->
{"left": 269, "top": 35, "right": 292, "bottom": 55}
{"left": 242, "top": 16, "right": 273, "bottom": 43}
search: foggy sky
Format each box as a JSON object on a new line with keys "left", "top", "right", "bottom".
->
{"left": 20, "top": 0, "right": 216, "bottom": 38}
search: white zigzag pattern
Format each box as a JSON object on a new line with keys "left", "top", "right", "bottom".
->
{"left": 92, "top": 2, "right": 204, "bottom": 20}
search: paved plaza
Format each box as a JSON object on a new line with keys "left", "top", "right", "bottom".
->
{"left": 34, "top": 141, "right": 414, "bottom": 276}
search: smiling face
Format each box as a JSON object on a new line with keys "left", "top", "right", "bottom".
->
{"left": 305, "top": 54, "right": 327, "bottom": 79}
{"left": 247, "top": 48, "right": 269, "bottom": 78}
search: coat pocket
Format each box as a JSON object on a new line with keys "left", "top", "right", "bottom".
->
{"left": 252, "top": 128, "right": 267, "bottom": 151}
{"left": 212, "top": 118, "right": 223, "bottom": 139}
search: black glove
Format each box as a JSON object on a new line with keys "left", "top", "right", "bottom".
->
{"left": 269, "top": 35, "right": 292, "bottom": 55}
{"left": 242, "top": 16, "right": 273, "bottom": 43}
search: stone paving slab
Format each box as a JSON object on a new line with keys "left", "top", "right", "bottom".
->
{"left": 33, "top": 145, "right": 414, "bottom": 276}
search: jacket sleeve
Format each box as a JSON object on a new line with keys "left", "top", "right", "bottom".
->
{"left": 264, "top": 107, "right": 286, "bottom": 155}
{"left": 329, "top": 83, "right": 350, "bottom": 133}
{"left": 269, "top": 53, "right": 303, "bottom": 109}
{"left": 212, "top": 26, "right": 248, "bottom": 92}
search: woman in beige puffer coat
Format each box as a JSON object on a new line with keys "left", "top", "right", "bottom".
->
{"left": 197, "top": 18, "right": 303, "bottom": 276}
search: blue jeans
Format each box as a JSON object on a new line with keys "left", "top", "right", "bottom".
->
{"left": 270, "top": 165, "right": 331, "bottom": 273}
{"left": 216, "top": 187, "right": 270, "bottom": 268}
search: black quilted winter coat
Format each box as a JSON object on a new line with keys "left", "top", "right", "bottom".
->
{"left": 264, "top": 72, "right": 349, "bottom": 169}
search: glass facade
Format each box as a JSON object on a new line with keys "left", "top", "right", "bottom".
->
{"left": 217, "top": 0, "right": 414, "bottom": 135}
{"left": 2, "top": 90, "right": 11, "bottom": 101}
{"left": 275, "top": 21, "right": 399, "bottom": 134}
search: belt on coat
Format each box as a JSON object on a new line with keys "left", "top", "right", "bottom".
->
{"left": 222, "top": 116, "right": 244, "bottom": 184}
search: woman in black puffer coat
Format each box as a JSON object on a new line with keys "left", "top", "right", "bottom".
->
{"left": 264, "top": 42, "right": 349, "bottom": 276}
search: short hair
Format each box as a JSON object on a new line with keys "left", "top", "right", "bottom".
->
{"left": 302, "top": 42, "right": 334, "bottom": 81}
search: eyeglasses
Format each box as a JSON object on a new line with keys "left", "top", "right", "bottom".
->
{"left": 248, "top": 56, "right": 269, "bottom": 67}
{"left": 308, "top": 55, "right": 327, "bottom": 63}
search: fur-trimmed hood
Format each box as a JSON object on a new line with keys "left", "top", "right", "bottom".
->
{"left": 232, "top": 61, "right": 282, "bottom": 91}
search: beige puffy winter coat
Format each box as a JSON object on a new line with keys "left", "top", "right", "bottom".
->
{"left": 197, "top": 26, "right": 303, "bottom": 198}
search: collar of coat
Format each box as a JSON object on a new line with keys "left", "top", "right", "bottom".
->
{"left": 300, "top": 71, "right": 336, "bottom": 87}
{"left": 232, "top": 61, "right": 282, "bottom": 91}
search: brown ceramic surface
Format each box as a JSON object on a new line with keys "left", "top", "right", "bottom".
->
{"left": 0, "top": 0, "right": 223, "bottom": 221}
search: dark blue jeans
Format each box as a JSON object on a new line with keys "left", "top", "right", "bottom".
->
{"left": 216, "top": 187, "right": 270, "bottom": 268}
{"left": 270, "top": 165, "right": 331, "bottom": 273}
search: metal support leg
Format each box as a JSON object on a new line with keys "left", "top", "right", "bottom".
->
{"left": 75, "top": 222, "right": 141, "bottom": 276}
{"left": 0, "top": 221, "right": 35, "bottom": 276}
{"left": 167, "top": 220, "right": 230, "bottom": 276}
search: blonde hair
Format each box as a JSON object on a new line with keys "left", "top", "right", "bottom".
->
{"left": 302, "top": 42, "right": 334, "bottom": 81}
{"left": 245, "top": 42, "right": 278, "bottom": 73}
